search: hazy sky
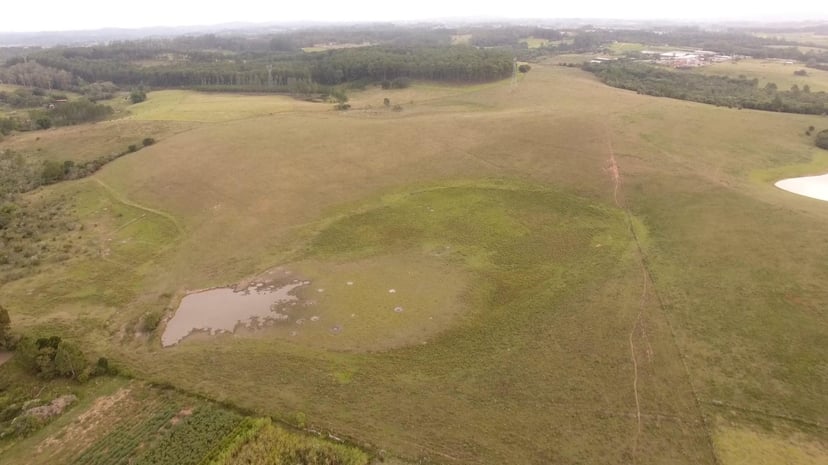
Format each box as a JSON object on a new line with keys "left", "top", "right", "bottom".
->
{"left": 2, "top": 1, "right": 826, "bottom": 32}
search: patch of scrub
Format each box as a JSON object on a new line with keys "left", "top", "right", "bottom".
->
{"left": 162, "top": 280, "right": 309, "bottom": 347}
{"left": 775, "top": 174, "right": 828, "bottom": 201}
{"left": 714, "top": 423, "right": 828, "bottom": 465}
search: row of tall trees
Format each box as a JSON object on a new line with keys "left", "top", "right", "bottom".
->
{"left": 16, "top": 45, "right": 513, "bottom": 90}
{"left": 0, "top": 61, "right": 73, "bottom": 90}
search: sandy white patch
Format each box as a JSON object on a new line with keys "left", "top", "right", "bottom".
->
{"left": 775, "top": 174, "right": 828, "bottom": 202}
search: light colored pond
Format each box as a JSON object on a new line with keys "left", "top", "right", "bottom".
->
{"left": 161, "top": 281, "right": 309, "bottom": 347}
{"left": 775, "top": 174, "right": 828, "bottom": 202}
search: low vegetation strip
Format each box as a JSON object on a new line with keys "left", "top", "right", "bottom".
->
{"left": 220, "top": 420, "right": 369, "bottom": 465}
{"left": 134, "top": 406, "right": 244, "bottom": 465}
{"left": 583, "top": 61, "right": 828, "bottom": 114}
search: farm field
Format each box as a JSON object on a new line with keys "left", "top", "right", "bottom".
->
{"left": 608, "top": 42, "right": 681, "bottom": 54}
{"left": 1, "top": 58, "right": 828, "bottom": 465}
{"left": 302, "top": 42, "right": 373, "bottom": 53}
{"left": 0, "top": 366, "right": 367, "bottom": 465}
{"left": 756, "top": 32, "right": 828, "bottom": 49}
{"left": 520, "top": 37, "right": 551, "bottom": 48}
{"left": 126, "top": 90, "right": 323, "bottom": 122}
{"left": 692, "top": 58, "right": 828, "bottom": 92}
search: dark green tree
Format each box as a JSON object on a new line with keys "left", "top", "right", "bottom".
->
{"left": 35, "top": 117, "right": 52, "bottom": 129}
{"left": 817, "top": 130, "right": 828, "bottom": 150}
{"left": 129, "top": 88, "right": 147, "bottom": 104}
{"left": 54, "top": 341, "right": 87, "bottom": 379}
{"left": 14, "top": 336, "right": 39, "bottom": 372}
{"left": 41, "top": 159, "right": 66, "bottom": 183}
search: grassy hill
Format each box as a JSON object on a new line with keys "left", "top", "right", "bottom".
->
{"left": 1, "top": 63, "right": 827, "bottom": 464}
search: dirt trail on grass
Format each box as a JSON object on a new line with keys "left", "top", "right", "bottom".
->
{"left": 605, "top": 130, "right": 719, "bottom": 465}
{"left": 606, "top": 135, "right": 644, "bottom": 462}
{"left": 92, "top": 177, "right": 183, "bottom": 235}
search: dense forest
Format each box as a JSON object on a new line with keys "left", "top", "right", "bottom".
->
{"left": 1, "top": 44, "right": 513, "bottom": 92}
{"left": 583, "top": 61, "right": 828, "bottom": 114}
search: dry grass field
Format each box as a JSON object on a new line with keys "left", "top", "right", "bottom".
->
{"left": 1, "top": 62, "right": 827, "bottom": 464}
{"left": 0, "top": 119, "right": 196, "bottom": 163}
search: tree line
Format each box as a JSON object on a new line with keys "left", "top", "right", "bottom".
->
{"left": 583, "top": 61, "right": 828, "bottom": 115}
{"left": 4, "top": 44, "right": 513, "bottom": 92}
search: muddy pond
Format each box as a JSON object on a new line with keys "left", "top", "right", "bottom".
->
{"left": 775, "top": 174, "right": 828, "bottom": 202}
{"left": 161, "top": 280, "right": 309, "bottom": 347}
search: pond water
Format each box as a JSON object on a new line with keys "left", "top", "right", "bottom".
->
{"left": 161, "top": 281, "right": 309, "bottom": 347}
{"left": 775, "top": 174, "right": 828, "bottom": 202}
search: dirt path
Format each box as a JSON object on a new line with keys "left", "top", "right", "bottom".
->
{"left": 604, "top": 129, "right": 721, "bottom": 465}
{"left": 606, "top": 136, "right": 644, "bottom": 462}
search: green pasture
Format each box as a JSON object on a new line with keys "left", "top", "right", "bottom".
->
{"left": 1, "top": 62, "right": 826, "bottom": 464}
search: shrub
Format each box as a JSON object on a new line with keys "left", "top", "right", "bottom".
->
{"left": 41, "top": 160, "right": 67, "bottom": 184}
{"left": 52, "top": 99, "right": 113, "bottom": 125}
{"left": 35, "top": 117, "right": 51, "bottom": 130}
{"left": 816, "top": 129, "right": 828, "bottom": 150}
{"left": 130, "top": 88, "right": 147, "bottom": 104}
{"left": 142, "top": 310, "right": 163, "bottom": 332}
{"left": 518, "top": 64, "right": 532, "bottom": 73}
{"left": 142, "top": 137, "right": 155, "bottom": 147}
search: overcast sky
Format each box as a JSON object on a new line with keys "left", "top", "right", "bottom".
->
{"left": 2, "top": 1, "right": 826, "bottom": 32}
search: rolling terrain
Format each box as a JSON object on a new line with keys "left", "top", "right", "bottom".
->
{"left": 1, "top": 61, "right": 827, "bottom": 464}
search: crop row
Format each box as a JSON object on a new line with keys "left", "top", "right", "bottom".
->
{"left": 72, "top": 401, "right": 181, "bottom": 465}
{"left": 133, "top": 406, "right": 244, "bottom": 465}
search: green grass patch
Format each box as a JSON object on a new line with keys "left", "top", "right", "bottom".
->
{"left": 751, "top": 149, "right": 828, "bottom": 184}
{"left": 1, "top": 179, "right": 179, "bottom": 330}
{"left": 714, "top": 422, "right": 828, "bottom": 465}
{"left": 127, "top": 90, "right": 309, "bottom": 122}
{"left": 693, "top": 59, "right": 828, "bottom": 93}
{"left": 520, "top": 37, "right": 551, "bottom": 49}
{"left": 220, "top": 419, "right": 369, "bottom": 465}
